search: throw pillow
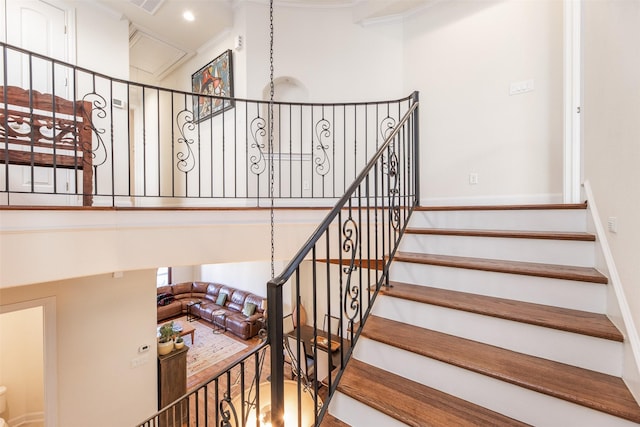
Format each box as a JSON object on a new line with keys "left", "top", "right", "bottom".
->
{"left": 216, "top": 293, "right": 227, "bottom": 306}
{"left": 242, "top": 302, "right": 256, "bottom": 317}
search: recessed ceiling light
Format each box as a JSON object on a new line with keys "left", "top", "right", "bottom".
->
{"left": 183, "top": 10, "right": 195, "bottom": 22}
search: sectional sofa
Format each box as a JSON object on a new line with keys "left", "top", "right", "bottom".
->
{"left": 157, "top": 282, "right": 265, "bottom": 340}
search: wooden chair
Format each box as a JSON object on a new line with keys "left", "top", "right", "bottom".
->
{"left": 312, "top": 345, "right": 331, "bottom": 386}
{"left": 284, "top": 335, "right": 314, "bottom": 386}
{"left": 323, "top": 314, "right": 341, "bottom": 336}
{"left": 0, "top": 86, "right": 94, "bottom": 205}
{"left": 283, "top": 313, "right": 295, "bottom": 334}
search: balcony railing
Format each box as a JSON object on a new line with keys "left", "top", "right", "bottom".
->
{"left": 0, "top": 42, "right": 415, "bottom": 208}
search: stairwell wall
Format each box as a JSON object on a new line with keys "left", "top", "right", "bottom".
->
{"left": 403, "top": 0, "right": 564, "bottom": 206}
{"left": 583, "top": 1, "right": 640, "bottom": 402}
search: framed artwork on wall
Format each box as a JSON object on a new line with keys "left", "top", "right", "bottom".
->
{"left": 192, "top": 49, "right": 234, "bottom": 122}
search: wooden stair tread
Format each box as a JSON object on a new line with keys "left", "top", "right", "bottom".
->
{"left": 338, "top": 359, "right": 530, "bottom": 427}
{"left": 362, "top": 316, "right": 640, "bottom": 423}
{"left": 394, "top": 251, "right": 609, "bottom": 284}
{"left": 406, "top": 228, "right": 596, "bottom": 241}
{"left": 320, "top": 413, "right": 351, "bottom": 427}
{"left": 381, "top": 281, "right": 623, "bottom": 341}
{"left": 415, "top": 203, "right": 587, "bottom": 211}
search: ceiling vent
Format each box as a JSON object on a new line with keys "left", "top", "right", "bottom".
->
{"left": 129, "top": 0, "right": 165, "bottom": 15}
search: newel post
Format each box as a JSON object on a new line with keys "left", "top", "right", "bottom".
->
{"left": 267, "top": 280, "right": 285, "bottom": 427}
{"left": 412, "top": 91, "right": 420, "bottom": 207}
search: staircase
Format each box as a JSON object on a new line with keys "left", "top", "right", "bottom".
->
{"left": 325, "top": 204, "right": 640, "bottom": 426}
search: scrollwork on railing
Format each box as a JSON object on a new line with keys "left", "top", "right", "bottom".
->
{"left": 219, "top": 393, "right": 239, "bottom": 427}
{"left": 314, "top": 118, "right": 331, "bottom": 177}
{"left": 79, "top": 92, "right": 108, "bottom": 167}
{"left": 249, "top": 116, "right": 267, "bottom": 175}
{"left": 175, "top": 109, "right": 196, "bottom": 174}
{"left": 379, "top": 115, "right": 396, "bottom": 176}
{"left": 379, "top": 114, "right": 401, "bottom": 229}
{"left": 380, "top": 115, "right": 396, "bottom": 141}
{"left": 388, "top": 145, "right": 400, "bottom": 230}
{"left": 342, "top": 214, "right": 360, "bottom": 329}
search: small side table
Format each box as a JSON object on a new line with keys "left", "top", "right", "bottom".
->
{"left": 212, "top": 309, "right": 226, "bottom": 334}
{"left": 186, "top": 300, "right": 201, "bottom": 322}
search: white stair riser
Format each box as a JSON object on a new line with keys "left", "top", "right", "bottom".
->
{"left": 399, "top": 234, "right": 595, "bottom": 267}
{"left": 372, "top": 296, "right": 622, "bottom": 376}
{"left": 328, "top": 392, "right": 406, "bottom": 427}
{"left": 354, "top": 338, "right": 638, "bottom": 427}
{"left": 410, "top": 209, "right": 587, "bottom": 232}
{"left": 390, "top": 261, "right": 607, "bottom": 313}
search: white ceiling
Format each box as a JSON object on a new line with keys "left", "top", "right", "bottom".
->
{"left": 95, "top": 0, "right": 433, "bottom": 80}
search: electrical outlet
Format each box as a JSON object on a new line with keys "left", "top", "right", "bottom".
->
{"left": 607, "top": 217, "right": 618, "bottom": 233}
{"left": 303, "top": 180, "right": 310, "bottom": 190}
{"left": 468, "top": 173, "right": 478, "bottom": 185}
{"left": 131, "top": 355, "right": 149, "bottom": 368}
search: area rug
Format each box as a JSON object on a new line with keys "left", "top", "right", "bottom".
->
{"left": 172, "top": 316, "right": 248, "bottom": 377}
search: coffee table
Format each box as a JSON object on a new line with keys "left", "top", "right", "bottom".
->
{"left": 157, "top": 320, "right": 196, "bottom": 344}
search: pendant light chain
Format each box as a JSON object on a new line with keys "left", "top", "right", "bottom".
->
{"left": 269, "top": 0, "right": 275, "bottom": 279}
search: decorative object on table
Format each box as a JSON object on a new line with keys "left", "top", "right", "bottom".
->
{"left": 292, "top": 299, "right": 307, "bottom": 328}
{"left": 312, "top": 336, "right": 340, "bottom": 352}
{"left": 158, "top": 321, "right": 176, "bottom": 355}
{"left": 192, "top": 49, "right": 234, "bottom": 122}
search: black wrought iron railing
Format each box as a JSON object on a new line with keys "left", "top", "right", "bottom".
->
{"left": 0, "top": 42, "right": 415, "bottom": 208}
{"left": 264, "top": 95, "right": 419, "bottom": 426}
{"left": 136, "top": 95, "right": 418, "bottom": 427}
{"left": 138, "top": 341, "right": 270, "bottom": 427}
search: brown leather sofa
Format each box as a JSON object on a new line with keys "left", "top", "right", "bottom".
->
{"left": 157, "top": 281, "right": 265, "bottom": 340}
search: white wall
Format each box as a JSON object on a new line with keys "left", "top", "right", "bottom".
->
{"left": 162, "top": 2, "right": 403, "bottom": 103}
{"left": 404, "top": 0, "right": 564, "bottom": 205}
{"left": 73, "top": 1, "right": 129, "bottom": 79}
{"left": 0, "top": 270, "right": 158, "bottom": 427}
{"left": 169, "top": 265, "right": 197, "bottom": 284}
{"left": 199, "top": 260, "right": 281, "bottom": 299}
{"left": 582, "top": 1, "right": 640, "bottom": 398}
{"left": 244, "top": 2, "right": 404, "bottom": 103}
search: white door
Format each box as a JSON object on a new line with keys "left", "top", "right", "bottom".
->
{"left": 0, "top": 0, "right": 79, "bottom": 205}
{"left": 4, "top": 0, "right": 68, "bottom": 95}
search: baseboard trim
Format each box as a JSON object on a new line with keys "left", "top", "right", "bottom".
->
{"left": 583, "top": 180, "right": 640, "bottom": 404}
{"left": 421, "top": 193, "right": 564, "bottom": 207}
{"left": 8, "top": 411, "right": 45, "bottom": 426}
